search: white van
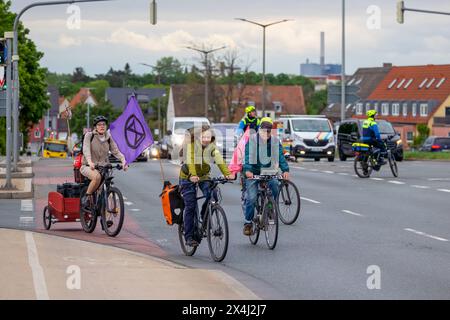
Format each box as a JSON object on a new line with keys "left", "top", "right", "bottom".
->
{"left": 278, "top": 115, "right": 336, "bottom": 162}
{"left": 166, "top": 117, "right": 210, "bottom": 159}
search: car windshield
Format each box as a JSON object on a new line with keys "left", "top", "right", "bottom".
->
{"left": 292, "top": 119, "right": 331, "bottom": 132}
{"left": 212, "top": 125, "right": 236, "bottom": 135}
{"left": 45, "top": 143, "right": 67, "bottom": 153}
{"left": 435, "top": 138, "right": 450, "bottom": 146}
{"left": 174, "top": 121, "right": 208, "bottom": 131}
{"left": 378, "top": 121, "right": 395, "bottom": 134}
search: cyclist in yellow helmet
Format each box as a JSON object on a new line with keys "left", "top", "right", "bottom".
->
{"left": 362, "top": 109, "right": 387, "bottom": 167}
{"left": 235, "top": 105, "right": 261, "bottom": 139}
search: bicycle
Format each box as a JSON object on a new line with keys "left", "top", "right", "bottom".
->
{"left": 178, "top": 177, "right": 232, "bottom": 262}
{"left": 247, "top": 174, "right": 281, "bottom": 250}
{"left": 80, "top": 164, "right": 125, "bottom": 237}
{"left": 353, "top": 141, "right": 398, "bottom": 178}
{"left": 277, "top": 179, "right": 301, "bottom": 225}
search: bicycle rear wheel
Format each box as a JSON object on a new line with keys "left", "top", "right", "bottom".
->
{"left": 264, "top": 196, "right": 279, "bottom": 250}
{"left": 354, "top": 154, "right": 372, "bottom": 178}
{"left": 278, "top": 180, "right": 301, "bottom": 225}
{"left": 79, "top": 186, "right": 97, "bottom": 233}
{"left": 207, "top": 205, "right": 229, "bottom": 262}
{"left": 388, "top": 152, "right": 399, "bottom": 177}
{"left": 178, "top": 221, "right": 197, "bottom": 256}
{"left": 101, "top": 186, "right": 125, "bottom": 237}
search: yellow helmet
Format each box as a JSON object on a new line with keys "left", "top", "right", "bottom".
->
{"left": 366, "top": 109, "right": 377, "bottom": 118}
{"left": 260, "top": 117, "right": 273, "bottom": 129}
{"left": 245, "top": 105, "right": 256, "bottom": 114}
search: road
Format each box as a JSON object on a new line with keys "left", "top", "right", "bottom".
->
{"left": 1, "top": 157, "right": 450, "bottom": 299}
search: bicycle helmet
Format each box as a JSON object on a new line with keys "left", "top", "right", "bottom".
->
{"left": 93, "top": 115, "right": 108, "bottom": 126}
{"left": 366, "top": 109, "right": 377, "bottom": 118}
{"left": 260, "top": 117, "right": 273, "bottom": 130}
{"left": 245, "top": 105, "right": 256, "bottom": 114}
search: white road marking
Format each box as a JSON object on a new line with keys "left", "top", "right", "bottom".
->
{"left": 404, "top": 228, "right": 449, "bottom": 242}
{"left": 124, "top": 201, "right": 134, "bottom": 206}
{"left": 322, "top": 171, "right": 334, "bottom": 174}
{"left": 338, "top": 172, "right": 349, "bottom": 176}
{"left": 428, "top": 178, "right": 450, "bottom": 181}
{"left": 388, "top": 181, "right": 405, "bottom": 185}
{"left": 341, "top": 210, "right": 364, "bottom": 217}
{"left": 310, "top": 169, "right": 319, "bottom": 172}
{"left": 437, "top": 189, "right": 450, "bottom": 193}
{"left": 21, "top": 199, "right": 33, "bottom": 212}
{"left": 292, "top": 166, "right": 305, "bottom": 170}
{"left": 20, "top": 216, "right": 34, "bottom": 224}
{"left": 411, "top": 185, "right": 430, "bottom": 189}
{"left": 370, "top": 178, "right": 384, "bottom": 181}
{"left": 123, "top": 196, "right": 128, "bottom": 200}
{"left": 25, "top": 232, "right": 49, "bottom": 300}
{"left": 300, "top": 197, "right": 321, "bottom": 204}
{"left": 130, "top": 209, "right": 141, "bottom": 212}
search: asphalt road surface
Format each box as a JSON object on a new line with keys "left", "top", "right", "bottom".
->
{"left": 1, "top": 157, "right": 449, "bottom": 299}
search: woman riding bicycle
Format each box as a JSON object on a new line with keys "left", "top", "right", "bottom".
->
{"left": 242, "top": 118, "right": 289, "bottom": 236}
{"left": 179, "top": 125, "right": 235, "bottom": 248}
{"left": 80, "top": 115, "right": 128, "bottom": 211}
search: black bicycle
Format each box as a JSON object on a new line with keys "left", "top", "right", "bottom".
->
{"left": 354, "top": 141, "right": 398, "bottom": 178}
{"left": 248, "top": 174, "right": 281, "bottom": 250}
{"left": 80, "top": 164, "right": 125, "bottom": 237}
{"left": 178, "top": 177, "right": 232, "bottom": 262}
{"left": 277, "top": 179, "right": 301, "bottom": 225}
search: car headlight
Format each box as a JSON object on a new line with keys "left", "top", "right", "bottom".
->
{"left": 396, "top": 140, "right": 402, "bottom": 146}
{"left": 328, "top": 137, "right": 334, "bottom": 144}
{"left": 151, "top": 148, "right": 159, "bottom": 157}
{"left": 174, "top": 136, "right": 184, "bottom": 145}
{"left": 161, "top": 144, "right": 168, "bottom": 151}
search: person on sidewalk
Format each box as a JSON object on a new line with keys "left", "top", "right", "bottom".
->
{"left": 80, "top": 116, "right": 128, "bottom": 211}
{"left": 242, "top": 117, "right": 290, "bottom": 236}
{"left": 179, "top": 125, "right": 235, "bottom": 247}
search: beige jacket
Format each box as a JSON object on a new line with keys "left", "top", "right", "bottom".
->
{"left": 82, "top": 130, "right": 125, "bottom": 166}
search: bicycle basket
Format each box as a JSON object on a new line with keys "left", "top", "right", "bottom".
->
{"left": 352, "top": 142, "right": 370, "bottom": 152}
{"left": 159, "top": 181, "right": 184, "bottom": 225}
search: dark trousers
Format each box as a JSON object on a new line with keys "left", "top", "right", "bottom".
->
{"left": 179, "top": 179, "right": 213, "bottom": 242}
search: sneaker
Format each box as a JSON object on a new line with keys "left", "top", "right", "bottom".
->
{"left": 186, "top": 238, "right": 199, "bottom": 247}
{"left": 82, "top": 194, "right": 92, "bottom": 211}
{"left": 243, "top": 223, "right": 253, "bottom": 236}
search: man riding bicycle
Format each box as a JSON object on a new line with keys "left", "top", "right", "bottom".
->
{"left": 179, "top": 125, "right": 235, "bottom": 247}
{"left": 80, "top": 116, "right": 128, "bottom": 212}
{"left": 242, "top": 117, "right": 289, "bottom": 236}
{"left": 235, "top": 105, "right": 261, "bottom": 141}
{"left": 361, "top": 110, "right": 387, "bottom": 167}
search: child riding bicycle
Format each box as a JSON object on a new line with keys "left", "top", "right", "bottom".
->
{"left": 242, "top": 118, "right": 290, "bottom": 236}
{"left": 179, "top": 125, "right": 235, "bottom": 247}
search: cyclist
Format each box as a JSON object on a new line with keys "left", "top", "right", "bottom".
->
{"left": 179, "top": 125, "right": 235, "bottom": 247}
{"left": 80, "top": 116, "right": 128, "bottom": 211}
{"left": 235, "top": 105, "right": 261, "bottom": 140}
{"left": 361, "top": 110, "right": 387, "bottom": 167}
{"left": 242, "top": 117, "right": 290, "bottom": 236}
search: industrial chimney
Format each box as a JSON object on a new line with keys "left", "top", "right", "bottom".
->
{"left": 320, "top": 31, "right": 325, "bottom": 75}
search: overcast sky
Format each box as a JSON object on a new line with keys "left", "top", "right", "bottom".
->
{"left": 10, "top": 0, "right": 450, "bottom": 76}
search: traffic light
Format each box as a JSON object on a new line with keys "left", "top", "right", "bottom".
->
{"left": 0, "top": 40, "right": 6, "bottom": 65}
{"left": 397, "top": 1, "right": 405, "bottom": 24}
{"left": 150, "top": 0, "right": 157, "bottom": 25}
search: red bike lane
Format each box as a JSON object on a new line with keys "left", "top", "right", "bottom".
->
{"left": 33, "top": 159, "right": 167, "bottom": 258}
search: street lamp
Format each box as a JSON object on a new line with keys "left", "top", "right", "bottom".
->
{"left": 341, "top": 0, "right": 346, "bottom": 122}
{"left": 140, "top": 62, "right": 164, "bottom": 138}
{"left": 396, "top": 0, "right": 450, "bottom": 24}
{"left": 185, "top": 45, "right": 226, "bottom": 118}
{"left": 235, "top": 18, "right": 292, "bottom": 116}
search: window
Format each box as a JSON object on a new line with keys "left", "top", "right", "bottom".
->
{"left": 407, "top": 132, "right": 414, "bottom": 141}
{"left": 347, "top": 78, "right": 355, "bottom": 85}
{"left": 345, "top": 104, "right": 352, "bottom": 110}
{"left": 356, "top": 103, "right": 364, "bottom": 115}
{"left": 365, "top": 103, "right": 371, "bottom": 113}
{"left": 392, "top": 103, "right": 400, "bottom": 116}
{"left": 402, "top": 103, "right": 408, "bottom": 116}
{"left": 404, "top": 78, "right": 414, "bottom": 89}
{"left": 396, "top": 79, "right": 406, "bottom": 89}
{"left": 34, "top": 129, "right": 41, "bottom": 139}
{"left": 420, "top": 103, "right": 428, "bottom": 117}
{"left": 412, "top": 103, "right": 417, "bottom": 117}
{"left": 436, "top": 78, "right": 446, "bottom": 88}
{"left": 381, "top": 103, "right": 389, "bottom": 116}
{"left": 419, "top": 78, "right": 428, "bottom": 89}
{"left": 355, "top": 77, "right": 363, "bottom": 85}
{"left": 273, "top": 101, "right": 283, "bottom": 113}
{"left": 373, "top": 103, "right": 379, "bottom": 113}
{"left": 388, "top": 79, "right": 397, "bottom": 89}
{"left": 446, "top": 107, "right": 450, "bottom": 117}
{"left": 327, "top": 103, "right": 335, "bottom": 110}
{"left": 426, "top": 78, "right": 436, "bottom": 89}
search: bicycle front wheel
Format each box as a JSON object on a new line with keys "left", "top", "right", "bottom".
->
{"left": 207, "top": 205, "right": 229, "bottom": 262}
{"left": 79, "top": 186, "right": 97, "bottom": 233}
{"left": 388, "top": 152, "right": 399, "bottom": 177}
{"left": 278, "top": 180, "right": 301, "bottom": 225}
{"left": 354, "top": 154, "right": 372, "bottom": 178}
{"left": 264, "top": 197, "right": 279, "bottom": 250}
{"left": 101, "top": 186, "right": 125, "bottom": 237}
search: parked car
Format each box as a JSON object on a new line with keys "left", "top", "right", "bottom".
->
{"left": 212, "top": 123, "right": 236, "bottom": 161}
{"left": 419, "top": 136, "right": 450, "bottom": 152}
{"left": 278, "top": 115, "right": 336, "bottom": 162}
{"left": 166, "top": 117, "right": 210, "bottom": 159}
{"left": 337, "top": 119, "right": 403, "bottom": 161}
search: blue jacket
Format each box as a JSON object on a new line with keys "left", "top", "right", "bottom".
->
{"left": 243, "top": 134, "right": 289, "bottom": 175}
{"left": 361, "top": 118, "right": 381, "bottom": 142}
{"left": 235, "top": 116, "right": 260, "bottom": 137}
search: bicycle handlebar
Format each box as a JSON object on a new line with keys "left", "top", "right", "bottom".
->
{"left": 95, "top": 164, "right": 123, "bottom": 171}
{"left": 250, "top": 174, "right": 283, "bottom": 180}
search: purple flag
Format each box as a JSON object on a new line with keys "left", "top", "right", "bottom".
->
{"left": 110, "top": 95, "right": 154, "bottom": 164}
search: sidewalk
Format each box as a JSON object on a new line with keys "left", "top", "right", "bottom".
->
{"left": 0, "top": 157, "right": 34, "bottom": 199}
{"left": 0, "top": 228, "right": 259, "bottom": 300}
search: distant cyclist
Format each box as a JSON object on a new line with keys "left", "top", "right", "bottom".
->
{"left": 235, "top": 105, "right": 261, "bottom": 141}
{"left": 361, "top": 110, "right": 387, "bottom": 166}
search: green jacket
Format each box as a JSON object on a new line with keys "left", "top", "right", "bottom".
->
{"left": 179, "top": 141, "right": 230, "bottom": 181}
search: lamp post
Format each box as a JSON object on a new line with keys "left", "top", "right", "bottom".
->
{"left": 235, "top": 18, "right": 291, "bottom": 116}
{"left": 341, "top": 0, "right": 346, "bottom": 122}
{"left": 396, "top": 0, "right": 450, "bottom": 24}
{"left": 140, "top": 62, "right": 164, "bottom": 138}
{"left": 185, "top": 45, "right": 226, "bottom": 118}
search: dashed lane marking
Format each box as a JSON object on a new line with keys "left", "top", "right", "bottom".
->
{"left": 404, "top": 228, "right": 449, "bottom": 242}
{"left": 437, "top": 189, "right": 450, "bottom": 193}
{"left": 21, "top": 199, "right": 33, "bottom": 212}
{"left": 388, "top": 181, "right": 406, "bottom": 185}
{"left": 300, "top": 197, "right": 321, "bottom": 204}
{"left": 341, "top": 210, "right": 364, "bottom": 217}
{"left": 124, "top": 201, "right": 134, "bottom": 206}
{"left": 411, "top": 185, "right": 430, "bottom": 189}
{"left": 25, "top": 232, "right": 49, "bottom": 300}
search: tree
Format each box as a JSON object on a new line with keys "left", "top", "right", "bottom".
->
{"left": 306, "top": 89, "right": 328, "bottom": 115}
{"left": 0, "top": 0, "right": 50, "bottom": 154}
{"left": 71, "top": 67, "right": 91, "bottom": 83}
{"left": 154, "top": 56, "right": 186, "bottom": 84}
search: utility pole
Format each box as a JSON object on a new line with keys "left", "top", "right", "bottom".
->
{"left": 235, "top": 18, "right": 291, "bottom": 117}
{"left": 396, "top": 0, "right": 450, "bottom": 24}
{"left": 185, "top": 45, "right": 226, "bottom": 119}
{"left": 140, "top": 62, "right": 164, "bottom": 139}
{"left": 341, "top": 0, "right": 346, "bottom": 122}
